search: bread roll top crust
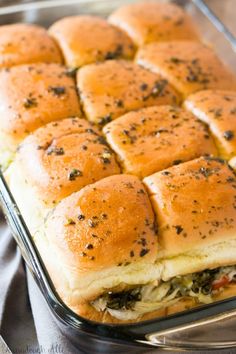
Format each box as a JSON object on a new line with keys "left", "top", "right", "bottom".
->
{"left": 45, "top": 174, "right": 158, "bottom": 271}
{"left": 109, "top": 1, "right": 199, "bottom": 46}
{"left": 77, "top": 59, "right": 179, "bottom": 124}
{"left": 49, "top": 15, "right": 135, "bottom": 67}
{"left": 144, "top": 156, "right": 236, "bottom": 258}
{"left": 184, "top": 90, "right": 236, "bottom": 159}
{"left": 103, "top": 105, "right": 217, "bottom": 178}
{"left": 15, "top": 117, "right": 120, "bottom": 205}
{"left": 136, "top": 41, "right": 236, "bottom": 98}
{"left": 0, "top": 23, "right": 63, "bottom": 68}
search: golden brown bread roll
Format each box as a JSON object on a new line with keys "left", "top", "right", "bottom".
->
{"left": 103, "top": 105, "right": 217, "bottom": 178}
{"left": 184, "top": 90, "right": 236, "bottom": 159}
{"left": 144, "top": 156, "right": 236, "bottom": 281}
{"left": 38, "top": 174, "right": 160, "bottom": 321}
{"left": 109, "top": 1, "right": 199, "bottom": 46}
{"left": 136, "top": 41, "right": 236, "bottom": 98}
{"left": 0, "top": 23, "right": 63, "bottom": 68}
{"left": 77, "top": 60, "right": 179, "bottom": 124}
{"left": 49, "top": 15, "right": 135, "bottom": 67}
{"left": 0, "top": 63, "right": 81, "bottom": 169}
{"left": 6, "top": 117, "right": 120, "bottom": 233}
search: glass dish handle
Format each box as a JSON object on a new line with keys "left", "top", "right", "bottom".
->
{"left": 146, "top": 309, "right": 236, "bottom": 350}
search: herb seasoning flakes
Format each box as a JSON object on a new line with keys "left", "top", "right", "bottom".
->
{"left": 49, "top": 86, "right": 66, "bottom": 96}
{"left": 46, "top": 146, "right": 65, "bottom": 156}
{"left": 23, "top": 97, "right": 38, "bottom": 108}
{"left": 68, "top": 169, "right": 83, "bottom": 181}
{"left": 223, "top": 130, "right": 234, "bottom": 141}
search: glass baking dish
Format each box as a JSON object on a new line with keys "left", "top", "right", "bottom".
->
{"left": 0, "top": 0, "right": 236, "bottom": 352}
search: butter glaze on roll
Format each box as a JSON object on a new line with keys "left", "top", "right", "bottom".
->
{"left": 103, "top": 105, "right": 217, "bottom": 178}
{"left": 0, "top": 23, "right": 63, "bottom": 68}
{"left": 6, "top": 117, "right": 120, "bottom": 233}
{"left": 109, "top": 1, "right": 199, "bottom": 46}
{"left": 136, "top": 41, "right": 236, "bottom": 98}
{"left": 39, "top": 174, "right": 160, "bottom": 321}
{"left": 184, "top": 90, "right": 236, "bottom": 159}
{"left": 49, "top": 15, "right": 135, "bottom": 67}
{"left": 77, "top": 60, "right": 179, "bottom": 125}
{"left": 0, "top": 63, "right": 81, "bottom": 169}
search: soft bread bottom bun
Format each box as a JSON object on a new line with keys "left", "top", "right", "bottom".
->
{"left": 166, "top": 284, "right": 236, "bottom": 316}
{"left": 72, "top": 283, "right": 236, "bottom": 323}
{"left": 72, "top": 301, "right": 166, "bottom": 324}
{"left": 214, "top": 283, "right": 236, "bottom": 301}
{"left": 166, "top": 298, "right": 197, "bottom": 316}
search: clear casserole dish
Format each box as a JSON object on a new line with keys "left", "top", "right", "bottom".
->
{"left": 0, "top": 0, "right": 236, "bottom": 352}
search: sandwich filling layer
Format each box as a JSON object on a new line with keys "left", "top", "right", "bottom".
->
{"left": 92, "top": 265, "right": 236, "bottom": 320}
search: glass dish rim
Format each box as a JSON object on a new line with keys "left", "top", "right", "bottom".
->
{"left": 0, "top": 0, "right": 236, "bottom": 350}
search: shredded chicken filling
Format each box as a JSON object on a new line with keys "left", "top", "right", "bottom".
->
{"left": 91, "top": 266, "right": 236, "bottom": 320}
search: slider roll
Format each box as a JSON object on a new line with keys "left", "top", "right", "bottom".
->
{"left": 0, "top": 23, "right": 62, "bottom": 68}
{"left": 103, "top": 105, "right": 217, "bottom": 178}
{"left": 41, "top": 158, "right": 236, "bottom": 322}
{"left": 6, "top": 117, "right": 120, "bottom": 234}
{"left": 184, "top": 90, "right": 236, "bottom": 159}
{"left": 136, "top": 41, "right": 236, "bottom": 98}
{"left": 49, "top": 16, "right": 135, "bottom": 67}
{"left": 109, "top": 1, "right": 199, "bottom": 46}
{"left": 144, "top": 156, "right": 236, "bottom": 280}
{"left": 143, "top": 157, "right": 236, "bottom": 316}
{"left": 0, "top": 63, "right": 81, "bottom": 169}
{"left": 77, "top": 60, "right": 179, "bottom": 125}
{"left": 40, "top": 174, "right": 161, "bottom": 322}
